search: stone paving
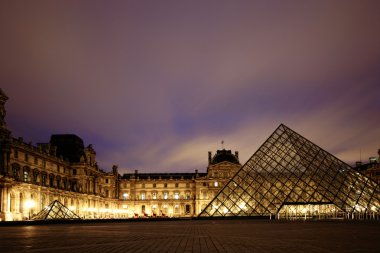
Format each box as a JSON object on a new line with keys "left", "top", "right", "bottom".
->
{"left": 0, "top": 219, "right": 379, "bottom": 252}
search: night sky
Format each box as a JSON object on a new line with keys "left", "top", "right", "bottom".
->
{"left": 1, "top": 1, "right": 379, "bottom": 173}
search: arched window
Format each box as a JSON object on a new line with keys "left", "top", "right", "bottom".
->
{"left": 49, "top": 174, "right": 55, "bottom": 187}
{"left": 32, "top": 170, "right": 39, "bottom": 184}
{"left": 23, "top": 167, "right": 30, "bottom": 183}
{"left": 41, "top": 173, "right": 47, "bottom": 186}
{"left": 12, "top": 164, "right": 20, "bottom": 180}
{"left": 10, "top": 192, "right": 16, "bottom": 212}
{"left": 19, "top": 193, "right": 24, "bottom": 213}
{"left": 56, "top": 176, "right": 61, "bottom": 189}
{"left": 185, "top": 204, "right": 191, "bottom": 214}
{"left": 63, "top": 178, "right": 67, "bottom": 190}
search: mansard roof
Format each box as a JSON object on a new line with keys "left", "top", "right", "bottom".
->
{"left": 210, "top": 149, "right": 240, "bottom": 165}
{"left": 122, "top": 172, "right": 207, "bottom": 180}
{"left": 50, "top": 134, "right": 85, "bottom": 163}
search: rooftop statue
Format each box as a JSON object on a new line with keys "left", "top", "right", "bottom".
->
{"left": 0, "top": 89, "right": 8, "bottom": 128}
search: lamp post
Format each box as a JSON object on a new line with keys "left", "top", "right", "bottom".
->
{"left": 25, "top": 200, "right": 35, "bottom": 220}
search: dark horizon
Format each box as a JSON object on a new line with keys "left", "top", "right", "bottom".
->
{"left": 1, "top": 1, "right": 379, "bottom": 173}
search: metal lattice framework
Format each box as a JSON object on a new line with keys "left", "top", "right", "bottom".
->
{"left": 199, "top": 124, "right": 380, "bottom": 218}
{"left": 32, "top": 200, "right": 81, "bottom": 220}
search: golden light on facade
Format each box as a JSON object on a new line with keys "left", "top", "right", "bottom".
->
{"left": 24, "top": 199, "right": 35, "bottom": 209}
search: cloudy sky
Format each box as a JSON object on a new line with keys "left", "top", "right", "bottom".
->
{"left": 1, "top": 0, "right": 379, "bottom": 173}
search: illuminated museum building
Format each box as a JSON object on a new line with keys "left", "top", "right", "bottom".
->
{"left": 0, "top": 88, "right": 379, "bottom": 221}
{"left": 0, "top": 88, "right": 241, "bottom": 221}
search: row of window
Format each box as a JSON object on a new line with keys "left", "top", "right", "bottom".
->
{"left": 137, "top": 204, "right": 191, "bottom": 214}
{"left": 13, "top": 149, "right": 68, "bottom": 173}
{"left": 12, "top": 164, "right": 78, "bottom": 192}
{"left": 212, "top": 170, "right": 233, "bottom": 178}
{"left": 130, "top": 182, "right": 190, "bottom": 188}
{"left": 123, "top": 181, "right": 219, "bottom": 188}
{"left": 122, "top": 191, "right": 192, "bottom": 200}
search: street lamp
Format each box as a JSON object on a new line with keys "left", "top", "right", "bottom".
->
{"left": 25, "top": 200, "right": 35, "bottom": 220}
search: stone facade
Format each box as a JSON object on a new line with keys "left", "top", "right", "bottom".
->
{"left": 355, "top": 150, "right": 380, "bottom": 184}
{"left": 0, "top": 89, "right": 240, "bottom": 221}
{"left": 118, "top": 151, "right": 240, "bottom": 218}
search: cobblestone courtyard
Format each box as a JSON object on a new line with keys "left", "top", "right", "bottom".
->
{"left": 0, "top": 219, "right": 379, "bottom": 252}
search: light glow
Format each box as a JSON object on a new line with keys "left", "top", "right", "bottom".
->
{"left": 24, "top": 199, "right": 35, "bottom": 209}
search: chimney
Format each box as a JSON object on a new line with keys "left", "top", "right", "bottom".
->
{"left": 134, "top": 169, "right": 138, "bottom": 175}
{"left": 195, "top": 169, "right": 199, "bottom": 178}
{"left": 112, "top": 165, "right": 118, "bottom": 175}
{"left": 208, "top": 151, "right": 212, "bottom": 164}
{"left": 235, "top": 151, "right": 239, "bottom": 160}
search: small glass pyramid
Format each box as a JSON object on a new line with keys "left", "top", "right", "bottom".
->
{"left": 32, "top": 200, "right": 81, "bottom": 220}
{"left": 199, "top": 124, "right": 380, "bottom": 218}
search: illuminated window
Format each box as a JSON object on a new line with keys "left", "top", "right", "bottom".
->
{"left": 122, "top": 204, "right": 127, "bottom": 209}
{"left": 12, "top": 165, "right": 19, "bottom": 180}
{"left": 163, "top": 204, "right": 168, "bottom": 209}
{"left": 141, "top": 192, "right": 145, "bottom": 200}
{"left": 152, "top": 192, "right": 157, "bottom": 199}
{"left": 163, "top": 192, "right": 168, "bottom": 200}
{"left": 174, "top": 192, "right": 179, "bottom": 200}
{"left": 174, "top": 204, "right": 179, "bottom": 213}
{"left": 23, "top": 170, "right": 29, "bottom": 182}
{"left": 123, "top": 193, "right": 128, "bottom": 200}
{"left": 214, "top": 181, "right": 218, "bottom": 187}
{"left": 152, "top": 204, "right": 157, "bottom": 209}
{"left": 186, "top": 192, "right": 191, "bottom": 200}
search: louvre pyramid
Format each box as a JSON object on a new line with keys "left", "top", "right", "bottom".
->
{"left": 32, "top": 200, "right": 81, "bottom": 220}
{"left": 199, "top": 124, "right": 380, "bottom": 218}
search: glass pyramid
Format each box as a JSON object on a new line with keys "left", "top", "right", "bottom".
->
{"left": 32, "top": 200, "right": 81, "bottom": 220}
{"left": 199, "top": 124, "right": 380, "bottom": 219}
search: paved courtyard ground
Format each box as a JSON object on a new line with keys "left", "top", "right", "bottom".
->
{"left": 0, "top": 219, "right": 379, "bottom": 252}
